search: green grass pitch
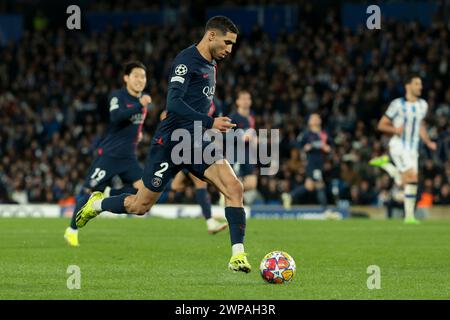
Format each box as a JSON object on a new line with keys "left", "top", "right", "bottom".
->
{"left": 1, "top": 217, "right": 450, "bottom": 299}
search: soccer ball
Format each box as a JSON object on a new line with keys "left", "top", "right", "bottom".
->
{"left": 260, "top": 251, "right": 296, "bottom": 284}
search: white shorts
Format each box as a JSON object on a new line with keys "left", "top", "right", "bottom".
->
{"left": 390, "top": 149, "right": 418, "bottom": 173}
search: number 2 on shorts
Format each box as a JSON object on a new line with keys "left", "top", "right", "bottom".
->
{"left": 155, "top": 162, "right": 169, "bottom": 178}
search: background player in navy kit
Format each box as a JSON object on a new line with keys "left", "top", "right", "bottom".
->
{"left": 161, "top": 101, "right": 228, "bottom": 235}
{"left": 76, "top": 16, "right": 252, "bottom": 273}
{"left": 282, "top": 113, "right": 332, "bottom": 210}
{"left": 227, "top": 90, "right": 259, "bottom": 205}
{"left": 64, "top": 61, "right": 152, "bottom": 246}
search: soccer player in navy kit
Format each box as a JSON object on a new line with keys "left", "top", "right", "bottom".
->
{"left": 228, "top": 90, "right": 259, "bottom": 205}
{"left": 64, "top": 61, "right": 152, "bottom": 246}
{"left": 161, "top": 99, "right": 228, "bottom": 235}
{"left": 282, "top": 113, "right": 332, "bottom": 210}
{"left": 76, "top": 17, "right": 252, "bottom": 273}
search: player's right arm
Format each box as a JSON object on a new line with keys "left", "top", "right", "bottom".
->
{"left": 109, "top": 94, "right": 143, "bottom": 124}
{"left": 377, "top": 101, "right": 403, "bottom": 136}
{"left": 297, "top": 132, "right": 312, "bottom": 152}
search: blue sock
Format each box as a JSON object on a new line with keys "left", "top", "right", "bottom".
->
{"left": 195, "top": 188, "right": 212, "bottom": 220}
{"left": 225, "top": 207, "right": 246, "bottom": 245}
{"left": 316, "top": 188, "right": 327, "bottom": 210}
{"left": 70, "top": 192, "right": 90, "bottom": 229}
{"left": 101, "top": 194, "right": 131, "bottom": 214}
{"left": 291, "top": 185, "right": 307, "bottom": 200}
{"left": 110, "top": 185, "right": 137, "bottom": 196}
{"left": 174, "top": 191, "right": 183, "bottom": 202}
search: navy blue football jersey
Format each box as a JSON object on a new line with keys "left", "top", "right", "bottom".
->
{"left": 208, "top": 97, "right": 223, "bottom": 118}
{"left": 228, "top": 112, "right": 255, "bottom": 131}
{"left": 297, "top": 130, "right": 332, "bottom": 167}
{"left": 97, "top": 87, "right": 147, "bottom": 159}
{"left": 153, "top": 45, "right": 217, "bottom": 145}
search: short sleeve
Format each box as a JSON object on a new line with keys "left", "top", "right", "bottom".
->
{"left": 385, "top": 100, "right": 400, "bottom": 120}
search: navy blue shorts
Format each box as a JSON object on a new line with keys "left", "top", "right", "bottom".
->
{"left": 83, "top": 155, "right": 143, "bottom": 191}
{"left": 143, "top": 141, "right": 220, "bottom": 192}
{"left": 306, "top": 165, "right": 323, "bottom": 182}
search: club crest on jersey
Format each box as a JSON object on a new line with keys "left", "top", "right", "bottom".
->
{"left": 151, "top": 177, "right": 162, "bottom": 188}
{"left": 174, "top": 64, "right": 188, "bottom": 76}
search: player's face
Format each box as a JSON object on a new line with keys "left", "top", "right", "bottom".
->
{"left": 125, "top": 68, "right": 147, "bottom": 93}
{"left": 407, "top": 78, "right": 423, "bottom": 97}
{"left": 210, "top": 31, "right": 237, "bottom": 61}
{"left": 308, "top": 114, "right": 321, "bottom": 128}
{"left": 236, "top": 92, "right": 252, "bottom": 116}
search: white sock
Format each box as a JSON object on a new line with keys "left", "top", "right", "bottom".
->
{"left": 381, "top": 163, "right": 402, "bottom": 186}
{"left": 232, "top": 243, "right": 244, "bottom": 256}
{"left": 67, "top": 227, "right": 78, "bottom": 234}
{"left": 206, "top": 218, "right": 216, "bottom": 228}
{"left": 404, "top": 184, "right": 418, "bottom": 220}
{"left": 92, "top": 199, "right": 103, "bottom": 212}
{"left": 104, "top": 186, "right": 111, "bottom": 198}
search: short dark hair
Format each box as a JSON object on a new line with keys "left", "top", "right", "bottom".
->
{"left": 236, "top": 89, "right": 251, "bottom": 99}
{"left": 205, "top": 16, "right": 239, "bottom": 35}
{"left": 403, "top": 72, "right": 421, "bottom": 85}
{"left": 124, "top": 61, "right": 146, "bottom": 75}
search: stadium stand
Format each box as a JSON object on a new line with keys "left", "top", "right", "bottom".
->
{"left": 1, "top": 0, "right": 449, "bottom": 212}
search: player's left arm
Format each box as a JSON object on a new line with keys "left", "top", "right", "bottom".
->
{"left": 419, "top": 101, "right": 437, "bottom": 151}
{"left": 321, "top": 132, "right": 332, "bottom": 153}
{"left": 419, "top": 121, "right": 437, "bottom": 151}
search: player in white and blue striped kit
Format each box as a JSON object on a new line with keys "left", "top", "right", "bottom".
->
{"left": 370, "top": 74, "right": 437, "bottom": 224}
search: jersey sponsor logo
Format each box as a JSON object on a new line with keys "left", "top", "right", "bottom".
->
{"left": 174, "top": 64, "right": 188, "bottom": 76}
{"left": 110, "top": 97, "right": 119, "bottom": 111}
{"left": 171, "top": 76, "right": 185, "bottom": 84}
{"left": 126, "top": 103, "right": 134, "bottom": 108}
{"left": 151, "top": 177, "right": 162, "bottom": 188}
{"left": 202, "top": 85, "right": 215, "bottom": 99}
{"left": 130, "top": 112, "right": 145, "bottom": 124}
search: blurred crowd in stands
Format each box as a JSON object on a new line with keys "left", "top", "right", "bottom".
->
{"left": 1, "top": 2, "right": 449, "bottom": 208}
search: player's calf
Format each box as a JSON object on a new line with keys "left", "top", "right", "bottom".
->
{"left": 401, "top": 170, "right": 419, "bottom": 223}
{"left": 222, "top": 178, "right": 244, "bottom": 207}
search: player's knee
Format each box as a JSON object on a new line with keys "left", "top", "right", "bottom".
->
{"left": 403, "top": 171, "right": 418, "bottom": 184}
{"left": 172, "top": 185, "right": 184, "bottom": 193}
{"left": 305, "top": 179, "right": 314, "bottom": 191}
{"left": 194, "top": 180, "right": 207, "bottom": 189}
{"left": 226, "top": 178, "right": 244, "bottom": 201}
